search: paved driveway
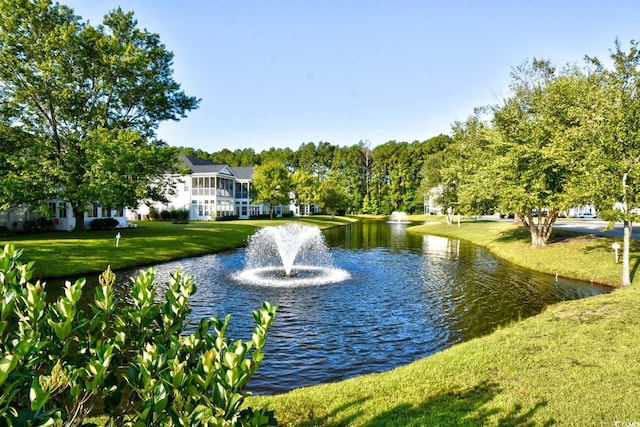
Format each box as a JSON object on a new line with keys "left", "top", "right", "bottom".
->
{"left": 552, "top": 219, "right": 639, "bottom": 240}
{"left": 489, "top": 216, "right": 638, "bottom": 240}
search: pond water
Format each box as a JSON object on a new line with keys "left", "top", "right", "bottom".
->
{"left": 47, "top": 220, "right": 610, "bottom": 395}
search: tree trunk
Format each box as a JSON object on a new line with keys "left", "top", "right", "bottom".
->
{"left": 446, "top": 207, "right": 454, "bottom": 225}
{"left": 73, "top": 206, "right": 85, "bottom": 231}
{"left": 521, "top": 209, "right": 557, "bottom": 248}
{"left": 622, "top": 219, "right": 631, "bottom": 286}
{"left": 621, "top": 172, "right": 631, "bottom": 286}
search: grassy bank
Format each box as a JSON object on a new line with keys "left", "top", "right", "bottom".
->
{"left": 249, "top": 216, "right": 640, "bottom": 426}
{"left": 0, "top": 215, "right": 358, "bottom": 280}
{"left": 407, "top": 216, "right": 638, "bottom": 287}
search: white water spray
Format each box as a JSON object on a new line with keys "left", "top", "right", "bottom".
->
{"left": 233, "top": 224, "right": 350, "bottom": 286}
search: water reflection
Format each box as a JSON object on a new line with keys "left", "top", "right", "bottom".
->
{"left": 46, "top": 220, "right": 610, "bottom": 395}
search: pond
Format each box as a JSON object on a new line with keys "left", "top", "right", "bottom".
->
{"left": 48, "top": 220, "right": 610, "bottom": 395}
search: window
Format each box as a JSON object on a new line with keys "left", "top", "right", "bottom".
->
{"left": 48, "top": 202, "right": 56, "bottom": 218}
{"left": 86, "top": 204, "right": 99, "bottom": 218}
{"left": 57, "top": 203, "right": 67, "bottom": 218}
{"left": 102, "top": 206, "right": 111, "bottom": 218}
{"left": 235, "top": 182, "right": 249, "bottom": 199}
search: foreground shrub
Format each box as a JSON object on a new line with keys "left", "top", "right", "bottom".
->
{"left": 0, "top": 244, "right": 277, "bottom": 426}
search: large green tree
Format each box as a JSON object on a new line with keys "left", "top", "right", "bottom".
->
{"left": 423, "top": 115, "right": 496, "bottom": 221}
{"left": 290, "top": 169, "right": 318, "bottom": 215}
{"left": 331, "top": 144, "right": 368, "bottom": 214}
{"left": 491, "top": 59, "right": 593, "bottom": 247}
{"left": 0, "top": 0, "right": 199, "bottom": 229}
{"left": 586, "top": 40, "right": 640, "bottom": 286}
{"left": 318, "top": 169, "right": 350, "bottom": 216}
{"left": 251, "top": 161, "right": 292, "bottom": 219}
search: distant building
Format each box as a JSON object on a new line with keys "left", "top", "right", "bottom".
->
{"left": 0, "top": 202, "right": 129, "bottom": 231}
{"left": 131, "top": 155, "right": 292, "bottom": 221}
{"left": 424, "top": 186, "right": 443, "bottom": 215}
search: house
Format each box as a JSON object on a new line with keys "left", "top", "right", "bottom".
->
{"left": 0, "top": 202, "right": 130, "bottom": 232}
{"left": 133, "top": 155, "right": 292, "bottom": 221}
{"left": 423, "top": 186, "right": 443, "bottom": 215}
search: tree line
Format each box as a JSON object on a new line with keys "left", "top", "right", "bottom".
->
{"left": 178, "top": 136, "right": 450, "bottom": 217}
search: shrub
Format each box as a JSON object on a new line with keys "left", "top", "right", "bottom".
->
{"left": 89, "top": 217, "right": 120, "bottom": 230}
{"left": 0, "top": 244, "right": 277, "bottom": 426}
{"left": 249, "top": 214, "right": 271, "bottom": 220}
{"left": 160, "top": 209, "right": 172, "bottom": 221}
{"left": 170, "top": 209, "right": 189, "bottom": 223}
{"left": 148, "top": 207, "right": 160, "bottom": 221}
{"left": 214, "top": 215, "right": 239, "bottom": 222}
{"left": 23, "top": 218, "right": 54, "bottom": 233}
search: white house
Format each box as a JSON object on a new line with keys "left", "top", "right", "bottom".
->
{"left": 133, "top": 155, "right": 292, "bottom": 221}
{"left": 423, "top": 186, "right": 444, "bottom": 215}
{"left": 0, "top": 202, "right": 130, "bottom": 232}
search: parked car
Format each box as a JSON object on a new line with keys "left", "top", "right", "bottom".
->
{"left": 576, "top": 213, "right": 599, "bottom": 219}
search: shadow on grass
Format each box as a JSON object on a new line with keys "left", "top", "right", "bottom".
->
{"left": 294, "top": 397, "right": 370, "bottom": 427}
{"left": 495, "top": 227, "right": 530, "bottom": 244}
{"left": 292, "top": 381, "right": 553, "bottom": 427}
{"left": 360, "top": 381, "right": 553, "bottom": 427}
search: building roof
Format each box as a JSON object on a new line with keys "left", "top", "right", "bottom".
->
{"left": 179, "top": 155, "right": 230, "bottom": 174}
{"left": 179, "top": 155, "right": 254, "bottom": 179}
{"left": 230, "top": 166, "right": 254, "bottom": 180}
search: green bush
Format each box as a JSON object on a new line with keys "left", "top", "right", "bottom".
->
{"left": 89, "top": 217, "right": 120, "bottom": 230}
{"left": 23, "top": 218, "right": 54, "bottom": 233}
{"left": 0, "top": 244, "right": 277, "bottom": 426}
{"left": 147, "top": 207, "right": 160, "bottom": 221}
{"left": 170, "top": 209, "right": 189, "bottom": 224}
{"left": 214, "top": 215, "right": 239, "bottom": 222}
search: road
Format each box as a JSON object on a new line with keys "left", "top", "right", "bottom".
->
{"left": 552, "top": 219, "right": 639, "bottom": 240}
{"left": 493, "top": 217, "right": 639, "bottom": 240}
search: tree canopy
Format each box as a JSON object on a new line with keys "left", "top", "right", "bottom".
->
{"left": 250, "top": 161, "right": 292, "bottom": 219}
{"left": 0, "top": 0, "right": 199, "bottom": 229}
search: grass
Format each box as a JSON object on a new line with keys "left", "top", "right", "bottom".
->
{"left": 246, "top": 215, "right": 640, "bottom": 426}
{"left": 0, "top": 215, "right": 358, "bottom": 280}
{"left": 407, "top": 216, "right": 638, "bottom": 287}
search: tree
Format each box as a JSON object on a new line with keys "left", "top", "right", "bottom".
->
{"left": 0, "top": 1, "right": 199, "bottom": 230}
{"left": 491, "top": 59, "right": 593, "bottom": 247}
{"left": 251, "top": 161, "right": 292, "bottom": 219}
{"left": 586, "top": 40, "right": 640, "bottom": 286}
{"left": 358, "top": 140, "right": 374, "bottom": 201}
{"left": 291, "top": 169, "right": 318, "bottom": 215}
{"left": 445, "top": 114, "right": 498, "bottom": 217}
{"left": 332, "top": 144, "right": 367, "bottom": 213}
{"left": 0, "top": 124, "right": 52, "bottom": 212}
{"left": 318, "top": 169, "right": 350, "bottom": 216}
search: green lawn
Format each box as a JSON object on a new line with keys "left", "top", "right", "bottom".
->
{"left": 0, "top": 215, "right": 358, "bottom": 280}
{"left": 408, "top": 216, "right": 637, "bottom": 287}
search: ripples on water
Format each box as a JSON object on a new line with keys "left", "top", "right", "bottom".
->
{"left": 47, "top": 221, "right": 610, "bottom": 395}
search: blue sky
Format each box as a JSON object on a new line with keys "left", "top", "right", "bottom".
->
{"left": 63, "top": 0, "right": 640, "bottom": 153}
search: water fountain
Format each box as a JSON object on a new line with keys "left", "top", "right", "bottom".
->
{"left": 388, "top": 211, "right": 410, "bottom": 223}
{"left": 233, "top": 223, "right": 350, "bottom": 286}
